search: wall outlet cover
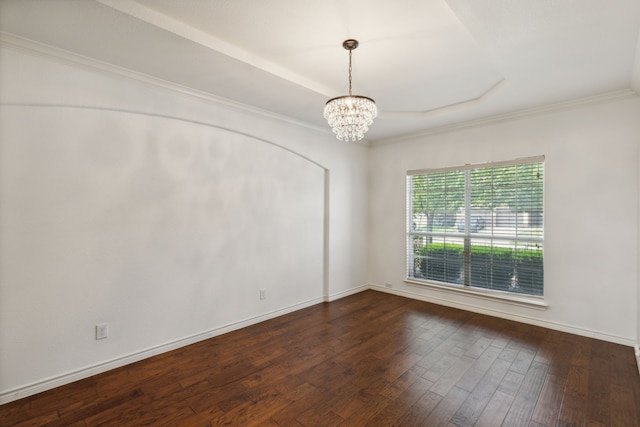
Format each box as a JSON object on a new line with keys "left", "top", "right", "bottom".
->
{"left": 96, "top": 323, "right": 108, "bottom": 340}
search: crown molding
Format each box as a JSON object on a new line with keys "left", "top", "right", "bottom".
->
{"left": 0, "top": 32, "right": 331, "bottom": 136}
{"left": 379, "top": 78, "right": 506, "bottom": 119}
{"left": 96, "top": 0, "right": 335, "bottom": 98}
{"left": 3, "top": 32, "right": 637, "bottom": 148}
{"left": 372, "top": 89, "right": 639, "bottom": 146}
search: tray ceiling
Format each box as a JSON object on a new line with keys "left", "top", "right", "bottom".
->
{"left": 1, "top": 0, "right": 639, "bottom": 142}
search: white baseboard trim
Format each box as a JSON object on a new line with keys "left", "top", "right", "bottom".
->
{"left": 325, "top": 284, "right": 369, "bottom": 302}
{"left": 2, "top": 284, "right": 635, "bottom": 405}
{"left": 367, "top": 284, "right": 636, "bottom": 347}
{"left": 0, "top": 296, "right": 324, "bottom": 405}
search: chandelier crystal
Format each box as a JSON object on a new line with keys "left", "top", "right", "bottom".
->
{"left": 324, "top": 39, "right": 377, "bottom": 142}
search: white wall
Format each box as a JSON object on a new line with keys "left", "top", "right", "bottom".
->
{"left": 369, "top": 96, "right": 640, "bottom": 345}
{"left": 0, "top": 39, "right": 369, "bottom": 401}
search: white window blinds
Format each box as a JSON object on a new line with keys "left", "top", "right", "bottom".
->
{"left": 407, "top": 157, "right": 544, "bottom": 296}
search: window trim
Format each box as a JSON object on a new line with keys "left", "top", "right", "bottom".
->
{"left": 403, "top": 277, "right": 549, "bottom": 309}
{"left": 407, "top": 156, "right": 545, "bottom": 176}
{"left": 406, "top": 156, "right": 545, "bottom": 304}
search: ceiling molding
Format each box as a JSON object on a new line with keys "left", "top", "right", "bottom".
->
{"left": 379, "top": 79, "right": 506, "bottom": 119}
{"left": 3, "top": 29, "right": 634, "bottom": 149}
{"left": 0, "top": 32, "right": 332, "bottom": 137}
{"left": 372, "top": 89, "right": 639, "bottom": 146}
{"left": 96, "top": 0, "right": 337, "bottom": 98}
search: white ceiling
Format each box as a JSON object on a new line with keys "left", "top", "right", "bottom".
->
{"left": 1, "top": 0, "right": 640, "bottom": 142}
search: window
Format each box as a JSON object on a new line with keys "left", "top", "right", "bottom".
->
{"left": 407, "top": 157, "right": 544, "bottom": 297}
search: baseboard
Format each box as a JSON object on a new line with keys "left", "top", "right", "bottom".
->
{"left": 0, "top": 296, "right": 324, "bottom": 405}
{"left": 325, "top": 284, "right": 369, "bottom": 302}
{"left": 367, "top": 284, "right": 636, "bottom": 347}
{"left": 3, "top": 284, "right": 635, "bottom": 405}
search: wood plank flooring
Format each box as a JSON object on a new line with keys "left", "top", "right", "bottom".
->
{"left": 2, "top": 290, "right": 640, "bottom": 426}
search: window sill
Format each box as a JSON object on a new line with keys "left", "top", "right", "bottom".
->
{"left": 404, "top": 278, "right": 549, "bottom": 310}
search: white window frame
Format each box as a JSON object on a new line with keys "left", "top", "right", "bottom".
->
{"left": 405, "top": 156, "right": 546, "bottom": 308}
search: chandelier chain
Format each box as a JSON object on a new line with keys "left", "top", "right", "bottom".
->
{"left": 348, "top": 49, "right": 353, "bottom": 96}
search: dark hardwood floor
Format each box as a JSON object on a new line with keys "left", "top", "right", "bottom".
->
{"left": 2, "top": 290, "right": 640, "bottom": 426}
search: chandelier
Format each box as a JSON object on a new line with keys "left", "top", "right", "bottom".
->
{"left": 324, "top": 39, "right": 377, "bottom": 142}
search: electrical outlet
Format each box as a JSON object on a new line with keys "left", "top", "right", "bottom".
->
{"left": 384, "top": 282, "right": 393, "bottom": 288}
{"left": 259, "top": 289, "right": 266, "bottom": 300}
{"left": 96, "top": 323, "right": 108, "bottom": 340}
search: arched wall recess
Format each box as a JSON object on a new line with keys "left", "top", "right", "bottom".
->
{"left": 0, "top": 104, "right": 328, "bottom": 398}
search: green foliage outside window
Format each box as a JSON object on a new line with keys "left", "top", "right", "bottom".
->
{"left": 417, "top": 243, "right": 543, "bottom": 296}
